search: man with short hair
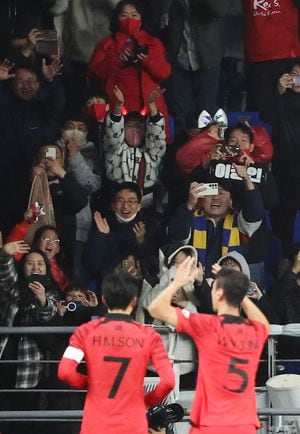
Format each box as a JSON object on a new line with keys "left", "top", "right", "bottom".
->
{"left": 148, "top": 257, "right": 269, "bottom": 434}
{"left": 0, "top": 59, "right": 65, "bottom": 236}
{"left": 58, "top": 271, "right": 175, "bottom": 434}
{"left": 83, "top": 182, "right": 164, "bottom": 289}
{"left": 168, "top": 173, "right": 265, "bottom": 279}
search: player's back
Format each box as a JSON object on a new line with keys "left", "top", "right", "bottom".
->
{"left": 72, "top": 314, "right": 166, "bottom": 434}
{"left": 177, "top": 310, "right": 268, "bottom": 428}
{"left": 196, "top": 315, "right": 268, "bottom": 427}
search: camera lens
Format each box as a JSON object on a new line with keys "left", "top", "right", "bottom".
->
{"left": 67, "top": 301, "right": 77, "bottom": 312}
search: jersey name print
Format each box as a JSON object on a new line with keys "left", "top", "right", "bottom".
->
{"left": 177, "top": 309, "right": 268, "bottom": 429}
{"left": 58, "top": 313, "right": 175, "bottom": 434}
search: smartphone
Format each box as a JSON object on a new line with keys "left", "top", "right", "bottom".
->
{"left": 293, "top": 76, "right": 300, "bottom": 86}
{"left": 199, "top": 183, "right": 219, "bottom": 196}
{"left": 36, "top": 29, "right": 58, "bottom": 56}
{"left": 46, "top": 147, "right": 56, "bottom": 159}
{"left": 247, "top": 282, "right": 255, "bottom": 296}
{"left": 26, "top": 274, "right": 51, "bottom": 287}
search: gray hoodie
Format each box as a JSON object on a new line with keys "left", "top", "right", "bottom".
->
{"left": 217, "top": 250, "right": 250, "bottom": 278}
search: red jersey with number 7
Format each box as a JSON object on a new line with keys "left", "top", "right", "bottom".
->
{"left": 176, "top": 309, "right": 268, "bottom": 429}
{"left": 58, "top": 313, "right": 175, "bottom": 434}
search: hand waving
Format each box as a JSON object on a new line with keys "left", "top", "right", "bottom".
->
{"left": 42, "top": 56, "right": 63, "bottom": 82}
{"left": 94, "top": 211, "right": 110, "bottom": 234}
{"left": 0, "top": 59, "right": 15, "bottom": 81}
{"left": 2, "top": 241, "right": 30, "bottom": 256}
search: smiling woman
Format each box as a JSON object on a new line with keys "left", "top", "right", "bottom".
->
{"left": 0, "top": 240, "right": 59, "bottom": 389}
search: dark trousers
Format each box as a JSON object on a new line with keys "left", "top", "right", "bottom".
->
{"left": 165, "top": 65, "right": 220, "bottom": 136}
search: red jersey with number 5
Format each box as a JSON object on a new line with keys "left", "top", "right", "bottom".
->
{"left": 58, "top": 313, "right": 175, "bottom": 434}
{"left": 176, "top": 309, "right": 268, "bottom": 428}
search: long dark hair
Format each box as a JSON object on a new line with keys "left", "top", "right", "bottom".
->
{"left": 109, "top": 0, "right": 144, "bottom": 34}
{"left": 18, "top": 249, "right": 59, "bottom": 306}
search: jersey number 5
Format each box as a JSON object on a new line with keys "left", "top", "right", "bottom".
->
{"left": 104, "top": 356, "right": 131, "bottom": 398}
{"left": 223, "top": 357, "right": 249, "bottom": 393}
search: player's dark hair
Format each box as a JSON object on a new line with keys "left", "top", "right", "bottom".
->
{"left": 224, "top": 122, "right": 254, "bottom": 145}
{"left": 215, "top": 268, "right": 249, "bottom": 307}
{"left": 102, "top": 271, "right": 139, "bottom": 310}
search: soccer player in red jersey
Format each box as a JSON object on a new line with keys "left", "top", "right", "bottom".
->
{"left": 58, "top": 271, "right": 175, "bottom": 434}
{"left": 148, "top": 257, "right": 270, "bottom": 434}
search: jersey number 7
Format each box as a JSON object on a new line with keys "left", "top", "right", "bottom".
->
{"left": 104, "top": 356, "right": 131, "bottom": 398}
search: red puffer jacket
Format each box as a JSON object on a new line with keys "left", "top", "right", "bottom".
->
{"left": 88, "top": 31, "right": 172, "bottom": 142}
{"left": 176, "top": 126, "right": 273, "bottom": 175}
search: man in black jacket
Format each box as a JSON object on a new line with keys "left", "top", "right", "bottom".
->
{"left": 0, "top": 58, "right": 65, "bottom": 236}
{"left": 83, "top": 182, "right": 164, "bottom": 292}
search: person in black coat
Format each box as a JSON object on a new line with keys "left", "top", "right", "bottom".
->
{"left": 83, "top": 182, "right": 164, "bottom": 293}
{"left": 270, "top": 61, "right": 300, "bottom": 257}
{"left": 0, "top": 59, "right": 65, "bottom": 236}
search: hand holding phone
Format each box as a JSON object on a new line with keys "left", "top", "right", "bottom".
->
{"left": 197, "top": 183, "right": 219, "bottom": 197}
{"left": 36, "top": 29, "right": 58, "bottom": 56}
{"left": 45, "top": 147, "right": 56, "bottom": 159}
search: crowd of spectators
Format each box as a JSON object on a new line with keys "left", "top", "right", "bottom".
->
{"left": 1, "top": 0, "right": 300, "bottom": 432}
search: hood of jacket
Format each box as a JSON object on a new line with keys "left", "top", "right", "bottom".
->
{"left": 217, "top": 250, "right": 250, "bottom": 278}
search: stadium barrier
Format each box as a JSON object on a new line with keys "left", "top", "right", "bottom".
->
{"left": 1, "top": 324, "right": 300, "bottom": 433}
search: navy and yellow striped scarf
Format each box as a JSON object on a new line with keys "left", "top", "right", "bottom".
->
{"left": 193, "top": 211, "right": 241, "bottom": 266}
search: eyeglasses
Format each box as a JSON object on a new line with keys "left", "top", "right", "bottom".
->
{"left": 40, "top": 237, "right": 60, "bottom": 244}
{"left": 114, "top": 198, "right": 139, "bottom": 207}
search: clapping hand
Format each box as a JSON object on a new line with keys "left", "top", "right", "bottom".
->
{"left": 148, "top": 87, "right": 165, "bottom": 104}
{"left": 94, "top": 211, "right": 110, "bottom": 234}
{"left": 133, "top": 221, "right": 145, "bottom": 243}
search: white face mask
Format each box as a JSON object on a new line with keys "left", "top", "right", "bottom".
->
{"left": 115, "top": 212, "right": 137, "bottom": 223}
{"left": 63, "top": 129, "right": 87, "bottom": 148}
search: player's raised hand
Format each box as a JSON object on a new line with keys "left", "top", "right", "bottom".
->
{"left": 173, "top": 256, "right": 199, "bottom": 288}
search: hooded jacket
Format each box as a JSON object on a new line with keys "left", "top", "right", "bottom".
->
{"left": 136, "top": 243, "right": 198, "bottom": 375}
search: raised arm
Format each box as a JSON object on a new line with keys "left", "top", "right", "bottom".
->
{"left": 148, "top": 257, "right": 198, "bottom": 327}
{"left": 240, "top": 296, "right": 270, "bottom": 332}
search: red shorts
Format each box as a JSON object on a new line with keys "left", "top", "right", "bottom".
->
{"left": 190, "top": 425, "right": 257, "bottom": 434}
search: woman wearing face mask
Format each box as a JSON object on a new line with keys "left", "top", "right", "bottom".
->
{"left": 58, "top": 117, "right": 102, "bottom": 280}
{"left": 88, "top": 0, "right": 172, "bottom": 142}
{"left": 0, "top": 240, "right": 59, "bottom": 434}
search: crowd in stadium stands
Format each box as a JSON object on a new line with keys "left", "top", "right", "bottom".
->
{"left": 1, "top": 0, "right": 300, "bottom": 433}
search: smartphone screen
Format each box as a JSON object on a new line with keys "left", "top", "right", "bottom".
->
{"left": 46, "top": 147, "right": 56, "bottom": 159}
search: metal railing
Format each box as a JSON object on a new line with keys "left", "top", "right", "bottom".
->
{"left": 0, "top": 324, "right": 300, "bottom": 426}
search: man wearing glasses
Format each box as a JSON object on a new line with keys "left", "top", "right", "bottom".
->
{"left": 83, "top": 182, "right": 163, "bottom": 291}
